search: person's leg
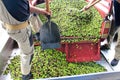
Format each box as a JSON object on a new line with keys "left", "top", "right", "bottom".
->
{"left": 101, "top": 0, "right": 120, "bottom": 51}
{"left": 7, "top": 25, "right": 34, "bottom": 79}
{"left": 0, "top": 1, "right": 34, "bottom": 78}
{"left": 100, "top": 7, "right": 115, "bottom": 50}
{"left": 100, "top": 20, "right": 115, "bottom": 50}
{"left": 30, "top": 13, "right": 43, "bottom": 41}
{"left": 110, "top": 0, "right": 120, "bottom": 66}
{"left": 111, "top": 27, "right": 120, "bottom": 66}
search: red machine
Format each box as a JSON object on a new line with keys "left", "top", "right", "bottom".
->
{"left": 64, "top": 0, "right": 113, "bottom": 62}
{"left": 35, "top": 0, "right": 113, "bottom": 62}
{"left": 87, "top": 0, "right": 113, "bottom": 41}
{"left": 87, "top": 0, "right": 112, "bottom": 18}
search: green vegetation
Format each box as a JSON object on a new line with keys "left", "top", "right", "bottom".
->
{"left": 4, "top": 46, "right": 106, "bottom": 80}
{"left": 39, "top": 0, "right": 102, "bottom": 42}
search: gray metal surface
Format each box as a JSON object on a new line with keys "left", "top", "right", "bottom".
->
{"left": 31, "top": 71, "right": 120, "bottom": 80}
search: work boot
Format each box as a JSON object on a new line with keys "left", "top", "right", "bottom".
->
{"left": 33, "top": 32, "right": 40, "bottom": 41}
{"left": 22, "top": 72, "right": 33, "bottom": 80}
{"left": 111, "top": 59, "right": 119, "bottom": 66}
{"left": 100, "top": 44, "right": 110, "bottom": 50}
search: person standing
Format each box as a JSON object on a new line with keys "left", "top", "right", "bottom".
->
{"left": 0, "top": 0, "right": 50, "bottom": 80}
{"left": 110, "top": 0, "right": 120, "bottom": 66}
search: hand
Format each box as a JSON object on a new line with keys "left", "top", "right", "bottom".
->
{"left": 117, "top": 0, "right": 120, "bottom": 3}
{"left": 80, "top": 6, "right": 89, "bottom": 12}
{"left": 40, "top": 8, "right": 52, "bottom": 16}
{"left": 32, "top": 0, "right": 53, "bottom": 6}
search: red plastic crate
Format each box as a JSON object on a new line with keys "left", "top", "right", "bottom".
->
{"left": 57, "top": 40, "right": 101, "bottom": 62}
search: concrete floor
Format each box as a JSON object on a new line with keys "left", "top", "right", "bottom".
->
{"left": 101, "top": 39, "right": 120, "bottom": 71}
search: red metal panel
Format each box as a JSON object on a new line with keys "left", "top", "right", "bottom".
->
{"left": 65, "top": 40, "right": 100, "bottom": 62}
{"left": 86, "top": 0, "right": 112, "bottom": 18}
{"left": 56, "top": 40, "right": 100, "bottom": 62}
